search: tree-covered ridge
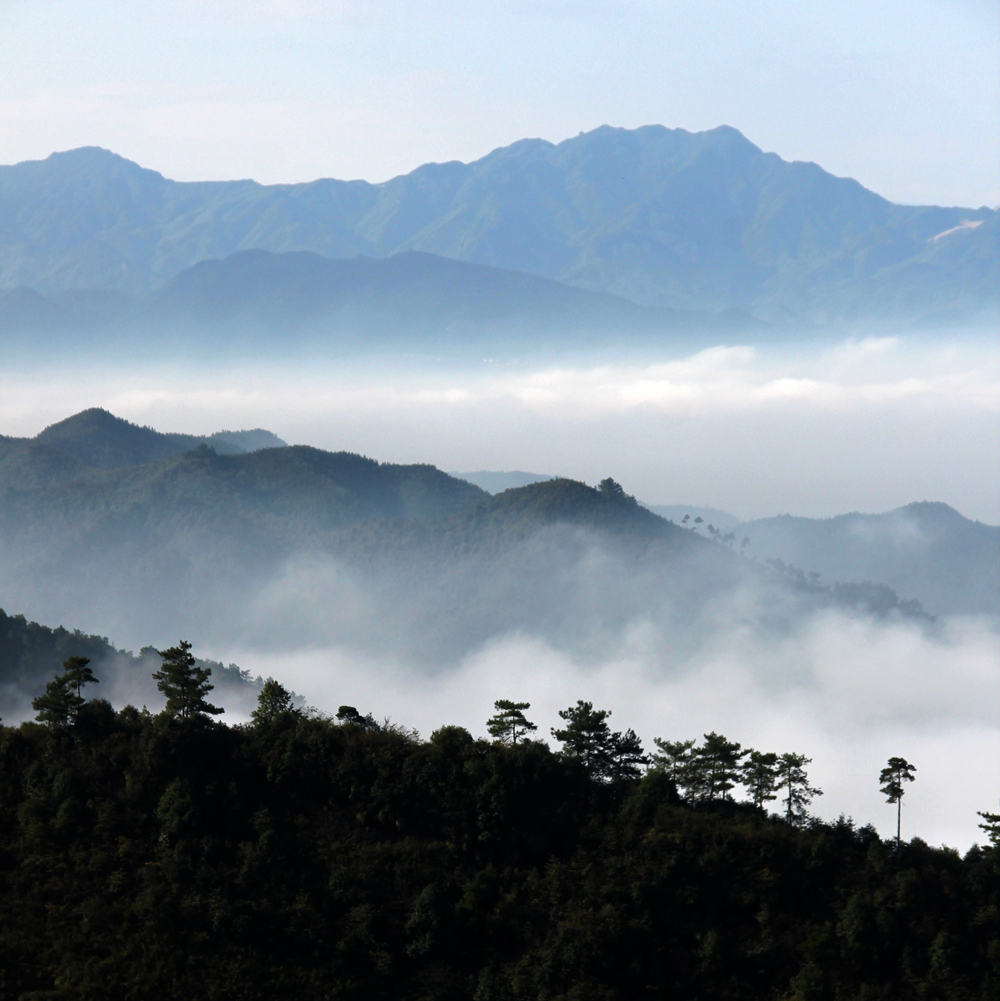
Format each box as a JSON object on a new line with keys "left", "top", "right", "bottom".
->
{"left": 0, "top": 657, "right": 997, "bottom": 1000}
{"left": 0, "top": 408, "right": 286, "bottom": 475}
{"left": 0, "top": 434, "right": 489, "bottom": 542}
{"left": 0, "top": 608, "right": 258, "bottom": 719}
{"left": 33, "top": 407, "right": 287, "bottom": 468}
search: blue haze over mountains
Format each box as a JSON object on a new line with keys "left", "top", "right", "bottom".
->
{"left": 1, "top": 124, "right": 996, "bottom": 331}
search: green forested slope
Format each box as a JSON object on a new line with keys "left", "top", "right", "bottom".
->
{"left": 0, "top": 701, "right": 996, "bottom": 999}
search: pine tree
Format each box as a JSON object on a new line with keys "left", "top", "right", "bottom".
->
{"left": 652, "top": 738, "right": 696, "bottom": 795}
{"left": 777, "top": 752, "right": 822, "bottom": 825}
{"left": 977, "top": 811, "right": 1000, "bottom": 847}
{"left": 690, "top": 732, "right": 747, "bottom": 801}
{"left": 609, "top": 728, "right": 648, "bottom": 781}
{"left": 251, "top": 679, "right": 298, "bottom": 725}
{"left": 62, "top": 656, "right": 98, "bottom": 701}
{"left": 152, "top": 640, "right": 223, "bottom": 720}
{"left": 336, "top": 705, "right": 378, "bottom": 729}
{"left": 879, "top": 757, "right": 917, "bottom": 843}
{"left": 742, "top": 750, "right": 780, "bottom": 810}
{"left": 31, "top": 656, "right": 99, "bottom": 727}
{"left": 486, "top": 700, "right": 538, "bottom": 744}
{"left": 552, "top": 701, "right": 614, "bottom": 778}
{"left": 32, "top": 672, "right": 78, "bottom": 727}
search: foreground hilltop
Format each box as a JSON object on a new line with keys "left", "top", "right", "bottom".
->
{"left": 1, "top": 125, "right": 995, "bottom": 325}
{"left": 1, "top": 691, "right": 997, "bottom": 998}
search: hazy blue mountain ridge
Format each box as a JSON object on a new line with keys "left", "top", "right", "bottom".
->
{"left": 0, "top": 249, "right": 756, "bottom": 355}
{"left": 1, "top": 125, "right": 994, "bottom": 324}
{"left": 31, "top": 407, "right": 286, "bottom": 468}
{"left": 740, "top": 501, "right": 1000, "bottom": 616}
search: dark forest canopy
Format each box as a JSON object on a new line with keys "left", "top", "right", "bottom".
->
{"left": 0, "top": 658, "right": 998, "bottom": 1000}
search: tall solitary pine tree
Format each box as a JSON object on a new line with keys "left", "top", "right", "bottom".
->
{"left": 879, "top": 757, "right": 917, "bottom": 843}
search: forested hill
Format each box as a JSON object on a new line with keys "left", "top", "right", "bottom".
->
{"left": 0, "top": 433, "right": 488, "bottom": 540}
{"left": 0, "top": 410, "right": 929, "bottom": 674}
{"left": 0, "top": 407, "right": 286, "bottom": 474}
{"left": 0, "top": 607, "right": 260, "bottom": 720}
{"left": 2, "top": 126, "right": 996, "bottom": 325}
{"left": 1, "top": 688, "right": 997, "bottom": 998}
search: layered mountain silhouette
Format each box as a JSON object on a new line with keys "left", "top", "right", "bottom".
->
{"left": 0, "top": 410, "right": 934, "bottom": 668}
{"left": 0, "top": 408, "right": 285, "bottom": 478}
{"left": 739, "top": 502, "right": 1000, "bottom": 617}
{"left": 0, "top": 249, "right": 753, "bottom": 353}
{"left": 1, "top": 125, "right": 996, "bottom": 325}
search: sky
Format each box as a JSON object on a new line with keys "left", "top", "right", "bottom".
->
{"left": 0, "top": 0, "right": 997, "bottom": 207}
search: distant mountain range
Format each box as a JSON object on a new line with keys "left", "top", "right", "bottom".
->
{"left": 738, "top": 503, "right": 1000, "bottom": 617}
{"left": 1, "top": 125, "right": 996, "bottom": 327}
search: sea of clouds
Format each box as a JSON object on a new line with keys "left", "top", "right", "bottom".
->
{"left": 1, "top": 330, "right": 998, "bottom": 848}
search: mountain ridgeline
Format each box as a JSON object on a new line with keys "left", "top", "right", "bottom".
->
{"left": 0, "top": 409, "right": 961, "bottom": 724}
{"left": 0, "top": 250, "right": 757, "bottom": 357}
{"left": 1, "top": 125, "right": 996, "bottom": 328}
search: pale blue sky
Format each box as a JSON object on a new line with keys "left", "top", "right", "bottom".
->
{"left": 0, "top": 0, "right": 997, "bottom": 206}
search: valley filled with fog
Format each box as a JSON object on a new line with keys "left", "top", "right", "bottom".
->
{"left": 1, "top": 329, "right": 997, "bottom": 850}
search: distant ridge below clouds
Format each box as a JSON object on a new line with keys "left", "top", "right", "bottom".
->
{"left": 738, "top": 502, "right": 1000, "bottom": 617}
{"left": 0, "top": 249, "right": 756, "bottom": 356}
{"left": 1, "top": 124, "right": 996, "bottom": 327}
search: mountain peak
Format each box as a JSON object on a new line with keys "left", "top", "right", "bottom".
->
{"left": 1, "top": 127, "right": 995, "bottom": 322}
{"left": 32, "top": 409, "right": 287, "bottom": 469}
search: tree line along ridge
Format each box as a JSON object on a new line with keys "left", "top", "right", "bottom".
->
{"left": 0, "top": 645, "right": 997, "bottom": 998}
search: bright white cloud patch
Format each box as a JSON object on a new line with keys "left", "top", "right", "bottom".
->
{"left": 229, "top": 609, "right": 1000, "bottom": 851}
{"left": 1, "top": 333, "right": 997, "bottom": 520}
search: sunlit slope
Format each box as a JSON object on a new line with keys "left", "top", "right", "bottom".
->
{"left": 1, "top": 126, "right": 995, "bottom": 323}
{"left": 742, "top": 502, "right": 1000, "bottom": 616}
